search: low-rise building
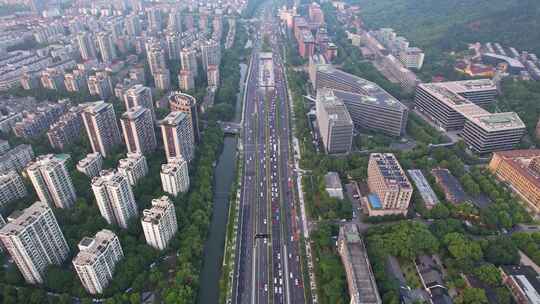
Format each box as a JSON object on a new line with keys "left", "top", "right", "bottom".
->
{"left": 338, "top": 223, "right": 381, "bottom": 304}
{"left": 324, "top": 172, "right": 344, "bottom": 200}
{"left": 488, "top": 150, "right": 540, "bottom": 216}
{"left": 500, "top": 265, "right": 540, "bottom": 304}
{"left": 407, "top": 169, "right": 439, "bottom": 209}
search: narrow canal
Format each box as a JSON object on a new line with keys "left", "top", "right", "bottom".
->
{"left": 197, "top": 62, "right": 247, "bottom": 304}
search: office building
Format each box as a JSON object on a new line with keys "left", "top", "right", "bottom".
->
{"left": 0, "top": 202, "right": 69, "bottom": 284}
{"left": 76, "top": 32, "right": 97, "bottom": 61}
{"left": 179, "top": 69, "right": 195, "bottom": 91}
{"left": 180, "top": 48, "right": 198, "bottom": 77}
{"left": 154, "top": 68, "right": 171, "bottom": 90}
{"left": 337, "top": 223, "right": 381, "bottom": 304}
{"left": 26, "top": 154, "right": 76, "bottom": 209}
{"left": 415, "top": 80, "right": 525, "bottom": 153}
{"left": 97, "top": 32, "right": 117, "bottom": 63}
{"left": 489, "top": 150, "right": 540, "bottom": 216}
{"left": 161, "top": 156, "right": 190, "bottom": 196}
{"left": 141, "top": 196, "right": 178, "bottom": 250}
{"left": 118, "top": 153, "right": 148, "bottom": 186}
{"left": 88, "top": 71, "right": 113, "bottom": 100}
{"left": 316, "top": 89, "right": 354, "bottom": 154}
{"left": 0, "top": 144, "right": 34, "bottom": 174}
{"left": 82, "top": 101, "right": 122, "bottom": 157}
{"left": 316, "top": 65, "right": 409, "bottom": 136}
{"left": 159, "top": 112, "right": 195, "bottom": 162}
{"left": 201, "top": 39, "right": 221, "bottom": 70}
{"left": 77, "top": 152, "right": 103, "bottom": 178}
{"left": 366, "top": 153, "right": 413, "bottom": 216}
{"left": 91, "top": 169, "right": 138, "bottom": 229}
{"left": 0, "top": 171, "right": 27, "bottom": 207}
{"left": 168, "top": 91, "right": 200, "bottom": 142}
{"left": 121, "top": 107, "right": 156, "bottom": 155}
{"left": 47, "top": 106, "right": 84, "bottom": 151}
{"left": 73, "top": 229, "right": 123, "bottom": 295}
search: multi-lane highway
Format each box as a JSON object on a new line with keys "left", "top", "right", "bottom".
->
{"left": 232, "top": 10, "right": 307, "bottom": 304}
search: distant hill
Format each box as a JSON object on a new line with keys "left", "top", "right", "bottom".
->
{"left": 351, "top": 0, "right": 540, "bottom": 54}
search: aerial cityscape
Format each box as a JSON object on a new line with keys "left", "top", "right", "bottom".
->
{"left": 0, "top": 0, "right": 539, "bottom": 303}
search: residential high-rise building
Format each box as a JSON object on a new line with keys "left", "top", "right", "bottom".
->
{"left": 76, "top": 32, "right": 97, "bottom": 61}
{"left": 366, "top": 153, "right": 413, "bottom": 216}
{"left": 0, "top": 144, "right": 34, "bottom": 174}
{"left": 201, "top": 39, "right": 221, "bottom": 70}
{"left": 82, "top": 101, "right": 122, "bottom": 157}
{"left": 489, "top": 150, "right": 540, "bottom": 216}
{"left": 315, "top": 89, "right": 354, "bottom": 154}
{"left": 0, "top": 202, "right": 69, "bottom": 284}
{"left": 159, "top": 112, "right": 195, "bottom": 162}
{"left": 160, "top": 156, "right": 189, "bottom": 196}
{"left": 26, "top": 154, "right": 76, "bottom": 209}
{"left": 97, "top": 32, "right": 117, "bottom": 63}
{"left": 168, "top": 9, "right": 182, "bottom": 32}
{"left": 141, "top": 196, "right": 178, "bottom": 250}
{"left": 180, "top": 48, "right": 198, "bottom": 77}
{"left": 88, "top": 71, "right": 113, "bottom": 100}
{"left": 123, "top": 84, "right": 155, "bottom": 120}
{"left": 47, "top": 106, "right": 84, "bottom": 151}
{"left": 64, "top": 70, "right": 86, "bottom": 93}
{"left": 73, "top": 229, "right": 123, "bottom": 295}
{"left": 179, "top": 69, "right": 195, "bottom": 91}
{"left": 166, "top": 32, "right": 181, "bottom": 61}
{"left": 118, "top": 153, "right": 148, "bottom": 186}
{"left": 147, "top": 7, "right": 163, "bottom": 31}
{"left": 77, "top": 152, "right": 103, "bottom": 178}
{"left": 0, "top": 171, "right": 27, "bottom": 207}
{"left": 207, "top": 64, "right": 220, "bottom": 88}
{"left": 154, "top": 68, "right": 171, "bottom": 90}
{"left": 147, "top": 47, "right": 167, "bottom": 75}
{"left": 91, "top": 169, "right": 138, "bottom": 229}
{"left": 337, "top": 223, "right": 381, "bottom": 304}
{"left": 168, "top": 91, "right": 200, "bottom": 142}
{"left": 20, "top": 72, "right": 40, "bottom": 90}
{"left": 126, "top": 14, "right": 142, "bottom": 37}
{"left": 40, "top": 68, "right": 64, "bottom": 91}
{"left": 121, "top": 107, "right": 157, "bottom": 155}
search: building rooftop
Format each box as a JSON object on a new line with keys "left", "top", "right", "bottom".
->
{"left": 324, "top": 171, "right": 342, "bottom": 189}
{"left": 483, "top": 52, "right": 525, "bottom": 69}
{"left": 73, "top": 229, "right": 118, "bottom": 266}
{"left": 159, "top": 111, "right": 188, "bottom": 126}
{"left": 501, "top": 265, "right": 540, "bottom": 303}
{"left": 317, "top": 90, "right": 353, "bottom": 126}
{"left": 142, "top": 196, "right": 173, "bottom": 225}
{"left": 467, "top": 112, "right": 526, "bottom": 132}
{"left": 492, "top": 149, "right": 540, "bottom": 189}
{"left": 0, "top": 201, "right": 50, "bottom": 236}
{"left": 77, "top": 152, "right": 101, "bottom": 169}
{"left": 370, "top": 153, "right": 411, "bottom": 190}
{"left": 407, "top": 169, "right": 439, "bottom": 207}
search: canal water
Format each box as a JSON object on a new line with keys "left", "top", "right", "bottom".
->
{"left": 197, "top": 63, "right": 247, "bottom": 304}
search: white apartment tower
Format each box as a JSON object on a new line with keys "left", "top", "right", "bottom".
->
{"left": 76, "top": 32, "right": 97, "bottom": 61}
{"left": 0, "top": 202, "right": 69, "bottom": 284}
{"left": 117, "top": 153, "right": 148, "bottom": 186}
{"left": 141, "top": 196, "right": 178, "bottom": 250}
{"left": 123, "top": 84, "right": 155, "bottom": 120}
{"left": 82, "top": 101, "right": 122, "bottom": 158}
{"left": 96, "top": 32, "right": 117, "bottom": 63}
{"left": 73, "top": 229, "right": 123, "bottom": 295}
{"left": 91, "top": 169, "right": 138, "bottom": 229}
{"left": 160, "top": 156, "right": 190, "bottom": 196}
{"left": 26, "top": 154, "right": 77, "bottom": 209}
{"left": 0, "top": 171, "right": 27, "bottom": 207}
{"left": 76, "top": 152, "right": 103, "bottom": 178}
{"left": 120, "top": 107, "right": 157, "bottom": 155}
{"left": 159, "top": 112, "right": 195, "bottom": 162}
{"left": 180, "top": 48, "right": 198, "bottom": 77}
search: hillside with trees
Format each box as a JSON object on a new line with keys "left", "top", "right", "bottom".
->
{"left": 351, "top": 0, "right": 540, "bottom": 54}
